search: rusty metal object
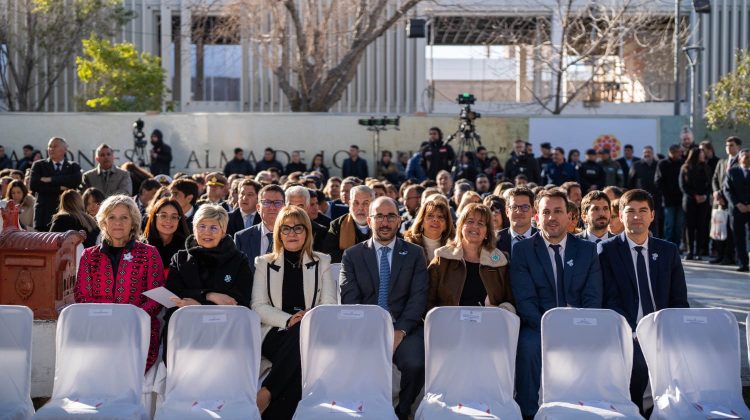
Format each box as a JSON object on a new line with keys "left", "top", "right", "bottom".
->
{"left": 0, "top": 201, "right": 85, "bottom": 319}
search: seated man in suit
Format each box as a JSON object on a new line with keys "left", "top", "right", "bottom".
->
{"left": 234, "top": 184, "right": 285, "bottom": 277}
{"left": 324, "top": 185, "right": 375, "bottom": 263}
{"left": 510, "top": 188, "right": 603, "bottom": 419}
{"left": 285, "top": 185, "right": 327, "bottom": 252}
{"left": 227, "top": 179, "right": 262, "bottom": 236}
{"left": 577, "top": 190, "right": 615, "bottom": 243}
{"left": 598, "top": 189, "right": 689, "bottom": 414}
{"left": 723, "top": 148, "right": 750, "bottom": 272}
{"left": 309, "top": 189, "right": 332, "bottom": 228}
{"left": 341, "top": 196, "right": 428, "bottom": 420}
{"left": 496, "top": 187, "right": 537, "bottom": 257}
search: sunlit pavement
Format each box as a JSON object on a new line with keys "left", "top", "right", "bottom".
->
{"left": 684, "top": 259, "right": 750, "bottom": 384}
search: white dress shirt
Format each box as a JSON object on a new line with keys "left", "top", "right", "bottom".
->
{"left": 373, "top": 238, "right": 395, "bottom": 272}
{"left": 240, "top": 210, "right": 256, "bottom": 228}
{"left": 587, "top": 231, "right": 609, "bottom": 243}
{"left": 625, "top": 236, "right": 656, "bottom": 324}
{"left": 260, "top": 223, "right": 273, "bottom": 253}
{"left": 542, "top": 234, "right": 568, "bottom": 294}
{"left": 510, "top": 226, "right": 534, "bottom": 247}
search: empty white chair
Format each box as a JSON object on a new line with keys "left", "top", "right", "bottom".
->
{"left": 34, "top": 303, "right": 150, "bottom": 419}
{"left": 293, "top": 304, "right": 396, "bottom": 419}
{"left": 415, "top": 306, "right": 522, "bottom": 420}
{"left": 536, "top": 308, "right": 643, "bottom": 419}
{"left": 0, "top": 305, "right": 34, "bottom": 420}
{"left": 637, "top": 308, "right": 750, "bottom": 419}
{"left": 155, "top": 306, "right": 262, "bottom": 420}
{"left": 330, "top": 263, "right": 343, "bottom": 304}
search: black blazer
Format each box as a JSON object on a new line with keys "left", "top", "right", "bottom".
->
{"left": 723, "top": 166, "right": 750, "bottom": 214}
{"left": 30, "top": 159, "right": 82, "bottom": 231}
{"left": 496, "top": 227, "right": 538, "bottom": 256}
{"left": 340, "top": 238, "right": 428, "bottom": 334}
{"left": 226, "top": 209, "right": 262, "bottom": 237}
{"left": 49, "top": 214, "right": 100, "bottom": 248}
{"left": 598, "top": 233, "right": 689, "bottom": 330}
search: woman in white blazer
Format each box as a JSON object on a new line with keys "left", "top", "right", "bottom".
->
{"left": 252, "top": 205, "right": 337, "bottom": 418}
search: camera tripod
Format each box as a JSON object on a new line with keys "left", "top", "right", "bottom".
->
{"left": 446, "top": 126, "right": 482, "bottom": 180}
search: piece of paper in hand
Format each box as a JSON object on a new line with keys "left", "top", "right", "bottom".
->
{"left": 142, "top": 287, "right": 178, "bottom": 308}
{"left": 327, "top": 400, "right": 364, "bottom": 413}
{"left": 191, "top": 400, "right": 225, "bottom": 412}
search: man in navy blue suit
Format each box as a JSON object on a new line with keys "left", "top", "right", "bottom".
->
{"left": 496, "top": 187, "right": 537, "bottom": 257}
{"left": 598, "top": 189, "right": 688, "bottom": 414}
{"left": 510, "top": 188, "right": 603, "bottom": 418}
{"left": 576, "top": 190, "right": 615, "bottom": 243}
{"left": 234, "top": 184, "right": 285, "bottom": 278}
{"left": 723, "top": 149, "right": 750, "bottom": 272}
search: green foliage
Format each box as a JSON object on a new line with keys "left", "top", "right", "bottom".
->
{"left": 76, "top": 35, "right": 166, "bottom": 112}
{"left": 705, "top": 50, "right": 750, "bottom": 129}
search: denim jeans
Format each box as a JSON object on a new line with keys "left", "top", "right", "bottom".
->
{"left": 663, "top": 206, "right": 685, "bottom": 248}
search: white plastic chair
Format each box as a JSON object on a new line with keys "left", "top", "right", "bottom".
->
{"left": 0, "top": 305, "right": 34, "bottom": 420}
{"left": 330, "top": 263, "right": 342, "bottom": 304}
{"left": 154, "top": 306, "right": 262, "bottom": 420}
{"left": 292, "top": 304, "right": 396, "bottom": 419}
{"left": 535, "top": 308, "right": 643, "bottom": 419}
{"left": 415, "top": 306, "right": 522, "bottom": 420}
{"left": 637, "top": 308, "right": 750, "bottom": 420}
{"left": 34, "top": 303, "right": 150, "bottom": 419}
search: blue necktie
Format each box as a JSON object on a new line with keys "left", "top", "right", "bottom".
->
{"left": 244, "top": 214, "right": 252, "bottom": 229}
{"left": 377, "top": 247, "right": 391, "bottom": 310}
{"left": 550, "top": 244, "right": 566, "bottom": 307}
{"left": 634, "top": 246, "right": 654, "bottom": 314}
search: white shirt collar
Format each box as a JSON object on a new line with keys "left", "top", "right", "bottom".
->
{"left": 240, "top": 209, "right": 255, "bottom": 219}
{"left": 373, "top": 238, "right": 396, "bottom": 254}
{"left": 587, "top": 230, "right": 609, "bottom": 242}
{"left": 626, "top": 235, "right": 648, "bottom": 251}
{"left": 542, "top": 234, "right": 568, "bottom": 252}
{"left": 261, "top": 222, "right": 273, "bottom": 236}
{"left": 509, "top": 226, "right": 533, "bottom": 239}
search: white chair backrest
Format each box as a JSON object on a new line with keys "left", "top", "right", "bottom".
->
{"left": 52, "top": 303, "right": 149, "bottom": 402}
{"left": 300, "top": 304, "right": 393, "bottom": 401}
{"left": 165, "top": 306, "right": 261, "bottom": 402}
{"left": 637, "top": 308, "right": 742, "bottom": 403}
{"left": 541, "top": 308, "right": 633, "bottom": 404}
{"left": 329, "top": 263, "right": 342, "bottom": 304}
{"left": 0, "top": 305, "right": 33, "bottom": 405}
{"left": 424, "top": 306, "right": 519, "bottom": 403}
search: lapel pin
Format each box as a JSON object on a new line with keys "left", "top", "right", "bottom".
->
{"left": 491, "top": 254, "right": 499, "bottom": 262}
{"left": 652, "top": 253, "right": 658, "bottom": 261}
{"left": 123, "top": 252, "right": 133, "bottom": 262}
{"left": 399, "top": 250, "right": 408, "bottom": 256}
{"left": 567, "top": 259, "right": 574, "bottom": 267}
{"left": 224, "top": 274, "right": 232, "bottom": 283}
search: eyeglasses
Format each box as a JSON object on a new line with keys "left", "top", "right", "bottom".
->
{"left": 196, "top": 224, "right": 222, "bottom": 234}
{"left": 156, "top": 213, "right": 181, "bottom": 221}
{"left": 370, "top": 214, "right": 400, "bottom": 223}
{"left": 261, "top": 200, "right": 284, "bottom": 208}
{"left": 280, "top": 224, "right": 306, "bottom": 235}
{"left": 509, "top": 204, "right": 531, "bottom": 213}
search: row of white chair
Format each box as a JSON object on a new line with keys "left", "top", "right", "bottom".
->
{"left": 1, "top": 304, "right": 749, "bottom": 419}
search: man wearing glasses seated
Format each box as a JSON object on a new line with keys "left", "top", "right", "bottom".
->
{"left": 234, "top": 184, "right": 285, "bottom": 277}
{"left": 496, "top": 187, "right": 537, "bottom": 259}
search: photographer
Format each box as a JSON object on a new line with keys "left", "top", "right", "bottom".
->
{"left": 149, "top": 129, "right": 172, "bottom": 175}
{"left": 421, "top": 127, "right": 455, "bottom": 179}
{"left": 504, "top": 139, "right": 541, "bottom": 184}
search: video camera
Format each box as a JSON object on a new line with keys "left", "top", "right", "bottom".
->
{"left": 132, "top": 118, "right": 147, "bottom": 149}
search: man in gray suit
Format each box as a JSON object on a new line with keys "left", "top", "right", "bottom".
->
{"left": 82, "top": 144, "right": 132, "bottom": 197}
{"left": 341, "top": 196, "right": 428, "bottom": 420}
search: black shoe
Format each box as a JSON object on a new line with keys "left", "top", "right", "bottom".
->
{"left": 709, "top": 257, "right": 723, "bottom": 264}
{"left": 737, "top": 266, "right": 749, "bottom": 273}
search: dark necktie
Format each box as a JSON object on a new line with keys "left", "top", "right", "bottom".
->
{"left": 595, "top": 238, "right": 602, "bottom": 244}
{"left": 634, "top": 246, "right": 654, "bottom": 315}
{"left": 377, "top": 247, "right": 391, "bottom": 310}
{"left": 55, "top": 162, "right": 61, "bottom": 173}
{"left": 265, "top": 232, "right": 273, "bottom": 253}
{"left": 103, "top": 170, "right": 110, "bottom": 185}
{"left": 550, "top": 244, "right": 566, "bottom": 307}
{"left": 514, "top": 235, "right": 525, "bottom": 242}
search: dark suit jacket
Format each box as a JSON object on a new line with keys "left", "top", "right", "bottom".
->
{"left": 329, "top": 203, "right": 349, "bottom": 220}
{"left": 342, "top": 157, "right": 369, "bottom": 180}
{"left": 340, "top": 238, "right": 428, "bottom": 334}
{"left": 510, "top": 233, "right": 603, "bottom": 331}
{"left": 598, "top": 233, "right": 688, "bottom": 330}
{"left": 723, "top": 166, "right": 750, "bottom": 214}
{"left": 323, "top": 214, "right": 371, "bottom": 263}
{"left": 496, "top": 227, "right": 538, "bottom": 256}
{"left": 311, "top": 220, "right": 328, "bottom": 252}
{"left": 30, "top": 159, "right": 82, "bottom": 231}
{"left": 226, "top": 209, "right": 261, "bottom": 237}
{"left": 234, "top": 224, "right": 265, "bottom": 277}
{"left": 617, "top": 156, "right": 640, "bottom": 185}
{"left": 314, "top": 213, "right": 332, "bottom": 229}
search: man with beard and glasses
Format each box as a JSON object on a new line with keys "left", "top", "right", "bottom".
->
{"left": 577, "top": 191, "right": 615, "bottom": 243}
{"left": 341, "top": 196, "right": 428, "bottom": 420}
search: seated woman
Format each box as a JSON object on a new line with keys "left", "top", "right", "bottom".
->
{"left": 427, "top": 203, "right": 514, "bottom": 313}
{"left": 142, "top": 197, "right": 190, "bottom": 278}
{"left": 483, "top": 194, "right": 509, "bottom": 239}
{"left": 404, "top": 196, "right": 455, "bottom": 262}
{"left": 252, "top": 206, "right": 336, "bottom": 418}
{"left": 50, "top": 189, "right": 100, "bottom": 248}
{"left": 5, "top": 180, "right": 35, "bottom": 231}
{"left": 74, "top": 195, "right": 165, "bottom": 372}
{"left": 164, "top": 204, "right": 252, "bottom": 358}
{"left": 82, "top": 187, "right": 105, "bottom": 218}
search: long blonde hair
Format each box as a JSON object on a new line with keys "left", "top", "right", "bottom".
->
{"left": 54, "top": 189, "right": 98, "bottom": 232}
{"left": 270, "top": 206, "right": 315, "bottom": 263}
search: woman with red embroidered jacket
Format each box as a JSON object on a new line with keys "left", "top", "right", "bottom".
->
{"left": 74, "top": 194, "right": 165, "bottom": 372}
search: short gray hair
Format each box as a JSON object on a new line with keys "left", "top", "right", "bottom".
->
{"left": 193, "top": 204, "right": 229, "bottom": 233}
{"left": 97, "top": 195, "right": 142, "bottom": 244}
{"left": 285, "top": 185, "right": 310, "bottom": 207}
{"left": 349, "top": 185, "right": 375, "bottom": 202}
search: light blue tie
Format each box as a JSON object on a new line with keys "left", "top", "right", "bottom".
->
{"left": 377, "top": 247, "right": 391, "bottom": 310}
{"left": 244, "top": 214, "right": 252, "bottom": 229}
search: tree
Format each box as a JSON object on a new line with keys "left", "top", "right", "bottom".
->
{"left": 218, "top": 0, "right": 422, "bottom": 112}
{"left": 76, "top": 35, "right": 167, "bottom": 112}
{"left": 705, "top": 50, "right": 750, "bottom": 129}
{"left": 0, "top": 0, "right": 132, "bottom": 111}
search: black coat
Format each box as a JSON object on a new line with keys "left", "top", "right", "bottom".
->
{"left": 149, "top": 142, "right": 172, "bottom": 176}
{"left": 342, "top": 157, "right": 369, "bottom": 180}
{"left": 628, "top": 159, "right": 658, "bottom": 196}
{"left": 323, "top": 215, "right": 371, "bottom": 263}
{"left": 421, "top": 140, "right": 455, "bottom": 179}
{"left": 679, "top": 164, "right": 711, "bottom": 208}
{"left": 223, "top": 158, "right": 254, "bottom": 176}
{"left": 655, "top": 157, "right": 684, "bottom": 207}
{"left": 578, "top": 160, "right": 606, "bottom": 192}
{"left": 504, "top": 153, "right": 541, "bottom": 184}
{"left": 49, "top": 213, "right": 100, "bottom": 248}
{"left": 30, "top": 159, "right": 82, "bottom": 231}
{"left": 285, "top": 162, "right": 307, "bottom": 175}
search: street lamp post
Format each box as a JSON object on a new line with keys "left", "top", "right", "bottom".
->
{"left": 683, "top": 45, "right": 704, "bottom": 129}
